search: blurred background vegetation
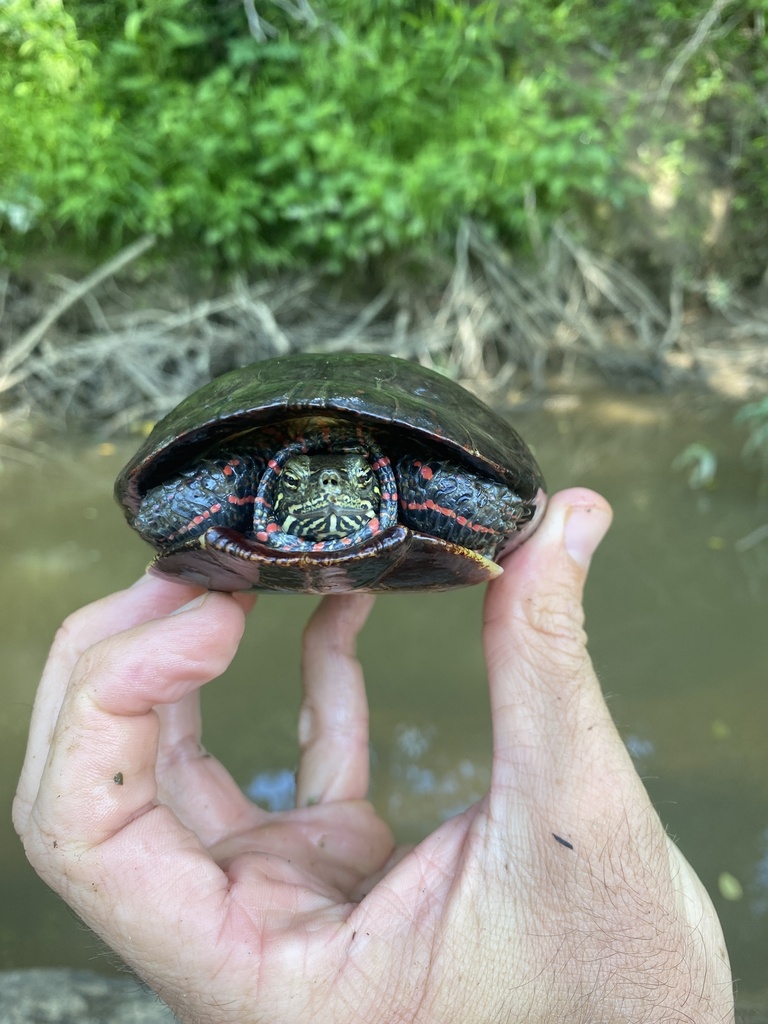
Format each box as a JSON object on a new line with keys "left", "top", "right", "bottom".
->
{"left": 2, "top": 0, "right": 767, "bottom": 280}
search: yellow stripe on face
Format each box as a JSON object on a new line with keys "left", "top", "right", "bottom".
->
{"left": 274, "top": 452, "right": 381, "bottom": 542}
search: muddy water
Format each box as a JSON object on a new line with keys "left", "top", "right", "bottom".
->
{"left": 1, "top": 391, "right": 767, "bottom": 1002}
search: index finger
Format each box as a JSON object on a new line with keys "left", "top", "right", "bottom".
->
{"left": 13, "top": 575, "right": 206, "bottom": 831}
{"left": 14, "top": 590, "right": 246, "bottom": 879}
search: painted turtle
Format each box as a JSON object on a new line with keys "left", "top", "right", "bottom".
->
{"left": 115, "top": 353, "right": 546, "bottom": 593}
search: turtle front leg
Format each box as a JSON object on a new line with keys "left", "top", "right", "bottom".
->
{"left": 134, "top": 454, "right": 263, "bottom": 548}
{"left": 395, "top": 455, "right": 528, "bottom": 557}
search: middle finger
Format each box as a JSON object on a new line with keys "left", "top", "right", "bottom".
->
{"left": 295, "top": 593, "right": 375, "bottom": 806}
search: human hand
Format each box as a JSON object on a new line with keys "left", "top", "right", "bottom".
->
{"left": 14, "top": 489, "right": 734, "bottom": 1023}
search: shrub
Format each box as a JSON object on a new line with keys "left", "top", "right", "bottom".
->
{"left": 2, "top": 0, "right": 766, "bottom": 277}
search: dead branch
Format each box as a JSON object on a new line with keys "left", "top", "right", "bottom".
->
{"left": 5, "top": 218, "right": 765, "bottom": 437}
{"left": 0, "top": 234, "right": 156, "bottom": 391}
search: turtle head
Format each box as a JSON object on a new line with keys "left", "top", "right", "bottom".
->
{"left": 274, "top": 452, "right": 381, "bottom": 541}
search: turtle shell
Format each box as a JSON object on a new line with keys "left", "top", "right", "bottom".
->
{"left": 115, "top": 353, "right": 546, "bottom": 593}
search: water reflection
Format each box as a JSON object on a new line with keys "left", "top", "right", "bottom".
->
{"left": 624, "top": 732, "right": 655, "bottom": 767}
{"left": 244, "top": 723, "right": 489, "bottom": 825}
{"left": 383, "top": 723, "right": 487, "bottom": 826}
{"left": 246, "top": 768, "right": 296, "bottom": 812}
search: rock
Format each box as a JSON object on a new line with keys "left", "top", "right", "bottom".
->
{"left": 0, "top": 968, "right": 177, "bottom": 1023}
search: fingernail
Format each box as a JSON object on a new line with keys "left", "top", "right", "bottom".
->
{"left": 169, "top": 593, "right": 208, "bottom": 615}
{"left": 564, "top": 504, "right": 611, "bottom": 569}
{"left": 232, "top": 592, "right": 258, "bottom": 614}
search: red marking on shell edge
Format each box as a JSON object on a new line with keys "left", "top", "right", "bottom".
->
{"left": 256, "top": 531, "right": 268, "bottom": 541}
{"left": 223, "top": 464, "right": 234, "bottom": 476}
{"left": 268, "top": 459, "right": 280, "bottom": 471}
{"left": 369, "top": 517, "right": 380, "bottom": 532}
{"left": 312, "top": 542, "right": 325, "bottom": 551}
{"left": 210, "top": 503, "right": 222, "bottom": 514}
{"left": 419, "top": 465, "right": 434, "bottom": 480}
{"left": 265, "top": 522, "right": 279, "bottom": 533}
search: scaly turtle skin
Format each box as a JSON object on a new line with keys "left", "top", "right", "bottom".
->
{"left": 115, "top": 353, "right": 546, "bottom": 593}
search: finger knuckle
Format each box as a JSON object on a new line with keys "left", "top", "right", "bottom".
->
{"left": 49, "top": 612, "right": 90, "bottom": 665}
{"left": 523, "top": 586, "right": 587, "bottom": 645}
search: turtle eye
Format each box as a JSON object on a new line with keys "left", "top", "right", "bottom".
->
{"left": 282, "top": 457, "right": 309, "bottom": 491}
{"left": 354, "top": 463, "right": 374, "bottom": 490}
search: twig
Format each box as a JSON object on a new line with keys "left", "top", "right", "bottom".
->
{"left": 654, "top": 0, "right": 735, "bottom": 116}
{"left": 0, "top": 234, "right": 155, "bottom": 389}
{"left": 523, "top": 185, "right": 545, "bottom": 264}
{"left": 242, "top": 0, "right": 278, "bottom": 41}
{"left": 0, "top": 269, "right": 9, "bottom": 326}
{"left": 235, "top": 289, "right": 293, "bottom": 354}
{"left": 735, "top": 522, "right": 768, "bottom": 552}
{"left": 323, "top": 288, "right": 394, "bottom": 351}
{"left": 660, "top": 265, "right": 686, "bottom": 353}
{"left": 270, "top": 0, "right": 318, "bottom": 27}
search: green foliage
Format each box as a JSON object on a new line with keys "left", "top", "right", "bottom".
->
{"left": 0, "top": 0, "right": 628, "bottom": 268}
{"left": 1, "top": 0, "right": 767, "bottom": 274}
{"left": 0, "top": 0, "right": 94, "bottom": 233}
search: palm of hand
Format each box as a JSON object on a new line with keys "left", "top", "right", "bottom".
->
{"left": 148, "top": 589, "right": 476, "bottom": 1021}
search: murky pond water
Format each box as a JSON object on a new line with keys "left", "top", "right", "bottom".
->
{"left": 2, "top": 390, "right": 767, "bottom": 1005}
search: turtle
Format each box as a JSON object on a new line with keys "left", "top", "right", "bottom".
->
{"left": 115, "top": 353, "right": 546, "bottom": 593}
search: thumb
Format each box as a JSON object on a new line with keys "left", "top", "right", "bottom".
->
{"left": 483, "top": 489, "right": 624, "bottom": 802}
{"left": 484, "top": 487, "right": 612, "bottom": 694}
